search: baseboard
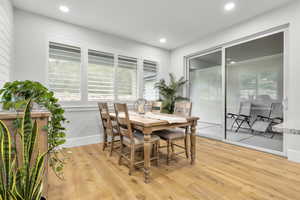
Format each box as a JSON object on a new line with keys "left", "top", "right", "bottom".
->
{"left": 287, "top": 149, "right": 300, "bottom": 163}
{"left": 62, "top": 135, "right": 102, "bottom": 148}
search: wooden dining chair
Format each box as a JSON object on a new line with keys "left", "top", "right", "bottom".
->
{"left": 156, "top": 101, "right": 192, "bottom": 165}
{"left": 151, "top": 101, "right": 162, "bottom": 113}
{"left": 114, "top": 103, "right": 160, "bottom": 175}
{"left": 98, "top": 102, "right": 120, "bottom": 156}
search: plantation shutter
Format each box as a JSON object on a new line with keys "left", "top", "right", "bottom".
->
{"left": 88, "top": 50, "right": 114, "bottom": 100}
{"left": 143, "top": 60, "right": 158, "bottom": 100}
{"left": 48, "top": 42, "right": 81, "bottom": 101}
{"left": 116, "top": 56, "right": 137, "bottom": 100}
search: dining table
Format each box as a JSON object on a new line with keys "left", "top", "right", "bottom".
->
{"left": 110, "top": 111, "right": 199, "bottom": 183}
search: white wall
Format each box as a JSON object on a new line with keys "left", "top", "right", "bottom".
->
{"left": 170, "top": 1, "right": 300, "bottom": 162}
{"left": 13, "top": 9, "right": 170, "bottom": 147}
{"left": 0, "top": 0, "right": 13, "bottom": 87}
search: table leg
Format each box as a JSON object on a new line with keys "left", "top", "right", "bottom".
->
{"left": 190, "top": 122, "right": 197, "bottom": 165}
{"left": 144, "top": 132, "right": 151, "bottom": 183}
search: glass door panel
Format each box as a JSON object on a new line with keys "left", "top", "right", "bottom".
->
{"left": 225, "top": 32, "right": 284, "bottom": 152}
{"left": 189, "top": 50, "right": 223, "bottom": 140}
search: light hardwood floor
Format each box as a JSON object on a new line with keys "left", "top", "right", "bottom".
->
{"left": 48, "top": 137, "right": 300, "bottom": 200}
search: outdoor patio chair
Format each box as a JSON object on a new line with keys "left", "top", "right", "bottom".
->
{"left": 251, "top": 102, "right": 283, "bottom": 138}
{"left": 227, "top": 101, "right": 252, "bottom": 132}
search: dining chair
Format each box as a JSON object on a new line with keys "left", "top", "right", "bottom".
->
{"left": 151, "top": 101, "right": 162, "bottom": 113}
{"left": 156, "top": 101, "right": 192, "bottom": 165}
{"left": 98, "top": 102, "right": 120, "bottom": 156}
{"left": 114, "top": 103, "right": 160, "bottom": 175}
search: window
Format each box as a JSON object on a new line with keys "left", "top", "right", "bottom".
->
{"left": 88, "top": 50, "right": 114, "bottom": 101}
{"left": 0, "top": 58, "right": 9, "bottom": 88}
{"left": 143, "top": 60, "right": 158, "bottom": 100}
{"left": 116, "top": 56, "right": 137, "bottom": 100}
{"left": 239, "top": 70, "right": 279, "bottom": 100}
{"left": 48, "top": 41, "right": 160, "bottom": 103}
{"left": 48, "top": 42, "right": 81, "bottom": 101}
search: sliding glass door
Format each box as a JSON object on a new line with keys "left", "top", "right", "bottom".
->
{"left": 188, "top": 50, "right": 223, "bottom": 140}
{"left": 187, "top": 30, "right": 285, "bottom": 154}
{"left": 225, "top": 32, "right": 284, "bottom": 153}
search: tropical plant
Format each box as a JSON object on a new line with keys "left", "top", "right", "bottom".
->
{"left": 0, "top": 100, "right": 47, "bottom": 200}
{"left": 0, "top": 80, "right": 67, "bottom": 177}
{"left": 155, "top": 73, "right": 188, "bottom": 114}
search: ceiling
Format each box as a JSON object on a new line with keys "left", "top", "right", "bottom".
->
{"left": 12, "top": 0, "right": 294, "bottom": 50}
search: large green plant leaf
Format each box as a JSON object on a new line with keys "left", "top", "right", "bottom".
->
{"left": 0, "top": 80, "right": 67, "bottom": 178}
{"left": 0, "top": 120, "right": 13, "bottom": 200}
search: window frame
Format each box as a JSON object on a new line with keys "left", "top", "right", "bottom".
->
{"left": 46, "top": 39, "right": 84, "bottom": 105}
{"left": 142, "top": 59, "right": 159, "bottom": 101}
{"left": 46, "top": 38, "right": 160, "bottom": 106}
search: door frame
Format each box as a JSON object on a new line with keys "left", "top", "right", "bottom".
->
{"left": 184, "top": 25, "right": 289, "bottom": 156}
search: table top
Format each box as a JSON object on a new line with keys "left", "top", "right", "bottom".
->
{"left": 109, "top": 112, "right": 199, "bottom": 128}
{"left": 0, "top": 111, "right": 51, "bottom": 120}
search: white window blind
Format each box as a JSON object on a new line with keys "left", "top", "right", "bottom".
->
{"left": 116, "top": 56, "right": 137, "bottom": 100}
{"left": 88, "top": 50, "right": 114, "bottom": 101}
{"left": 143, "top": 60, "right": 158, "bottom": 100}
{"left": 48, "top": 42, "right": 81, "bottom": 101}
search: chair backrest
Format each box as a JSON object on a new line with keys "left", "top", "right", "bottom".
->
{"left": 270, "top": 102, "right": 283, "bottom": 119}
{"left": 114, "top": 103, "right": 133, "bottom": 139}
{"left": 98, "top": 102, "right": 113, "bottom": 136}
{"left": 239, "top": 102, "right": 252, "bottom": 116}
{"left": 151, "top": 101, "right": 162, "bottom": 113}
{"left": 174, "top": 101, "right": 192, "bottom": 117}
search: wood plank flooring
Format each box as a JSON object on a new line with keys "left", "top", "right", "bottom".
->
{"left": 48, "top": 137, "right": 300, "bottom": 200}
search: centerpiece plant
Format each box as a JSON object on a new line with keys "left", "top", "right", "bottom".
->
{"left": 0, "top": 80, "right": 67, "bottom": 177}
{"left": 0, "top": 100, "right": 47, "bottom": 200}
{"left": 155, "top": 73, "right": 188, "bottom": 114}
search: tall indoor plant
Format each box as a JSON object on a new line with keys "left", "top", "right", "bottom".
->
{"left": 0, "top": 80, "right": 67, "bottom": 177}
{"left": 0, "top": 100, "right": 47, "bottom": 200}
{"left": 155, "top": 73, "right": 188, "bottom": 114}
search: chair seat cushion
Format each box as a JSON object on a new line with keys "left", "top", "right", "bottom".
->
{"left": 156, "top": 128, "right": 186, "bottom": 140}
{"left": 123, "top": 131, "right": 160, "bottom": 145}
{"left": 251, "top": 121, "right": 271, "bottom": 132}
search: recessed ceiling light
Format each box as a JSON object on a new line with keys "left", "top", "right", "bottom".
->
{"left": 224, "top": 2, "right": 235, "bottom": 11}
{"left": 230, "top": 61, "right": 236, "bottom": 64}
{"left": 59, "top": 5, "right": 69, "bottom": 13}
{"left": 159, "top": 38, "right": 167, "bottom": 43}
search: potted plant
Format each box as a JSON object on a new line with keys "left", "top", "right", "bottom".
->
{"left": 0, "top": 100, "right": 47, "bottom": 200}
{"left": 0, "top": 81, "right": 67, "bottom": 178}
{"left": 155, "top": 73, "right": 189, "bottom": 114}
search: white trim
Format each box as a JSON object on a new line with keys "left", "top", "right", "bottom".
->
{"left": 287, "top": 149, "right": 300, "bottom": 163}
{"left": 62, "top": 135, "right": 101, "bottom": 148}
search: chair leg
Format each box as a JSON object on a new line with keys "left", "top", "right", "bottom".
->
{"left": 110, "top": 135, "right": 115, "bottom": 156}
{"left": 103, "top": 131, "right": 107, "bottom": 151}
{"left": 129, "top": 145, "right": 135, "bottom": 176}
{"left": 155, "top": 141, "right": 160, "bottom": 167}
{"left": 235, "top": 120, "right": 243, "bottom": 132}
{"left": 167, "top": 140, "right": 171, "bottom": 165}
{"left": 184, "top": 136, "right": 189, "bottom": 159}
{"left": 171, "top": 141, "right": 175, "bottom": 153}
{"left": 118, "top": 137, "right": 123, "bottom": 165}
{"left": 231, "top": 119, "right": 237, "bottom": 130}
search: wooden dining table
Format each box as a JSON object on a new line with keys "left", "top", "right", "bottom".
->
{"left": 110, "top": 112, "right": 199, "bottom": 183}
